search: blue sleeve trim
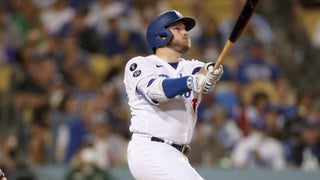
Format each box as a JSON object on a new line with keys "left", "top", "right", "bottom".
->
{"left": 147, "top": 79, "right": 156, "bottom": 87}
{"left": 162, "top": 76, "right": 190, "bottom": 98}
{"left": 192, "top": 67, "right": 201, "bottom": 75}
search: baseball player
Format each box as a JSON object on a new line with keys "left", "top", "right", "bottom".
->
{"left": 124, "top": 10, "right": 224, "bottom": 180}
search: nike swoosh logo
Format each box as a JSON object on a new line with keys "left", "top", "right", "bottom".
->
{"left": 156, "top": 65, "right": 164, "bottom": 68}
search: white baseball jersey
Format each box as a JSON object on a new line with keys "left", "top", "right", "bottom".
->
{"left": 124, "top": 55, "right": 204, "bottom": 145}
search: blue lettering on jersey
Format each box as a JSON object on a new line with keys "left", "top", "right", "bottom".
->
{"left": 182, "top": 90, "right": 191, "bottom": 98}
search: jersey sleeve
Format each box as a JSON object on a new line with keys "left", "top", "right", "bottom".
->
{"left": 187, "top": 59, "right": 205, "bottom": 74}
{"left": 124, "top": 56, "right": 158, "bottom": 93}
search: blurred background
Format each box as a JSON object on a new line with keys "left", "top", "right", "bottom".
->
{"left": 0, "top": 0, "right": 320, "bottom": 179}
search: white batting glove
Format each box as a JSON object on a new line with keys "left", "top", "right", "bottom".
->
{"left": 187, "top": 74, "right": 206, "bottom": 93}
{"left": 205, "top": 63, "right": 223, "bottom": 84}
{"left": 202, "top": 80, "right": 216, "bottom": 94}
{"left": 201, "top": 63, "right": 223, "bottom": 94}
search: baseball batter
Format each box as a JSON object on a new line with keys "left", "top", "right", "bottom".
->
{"left": 124, "top": 10, "right": 224, "bottom": 180}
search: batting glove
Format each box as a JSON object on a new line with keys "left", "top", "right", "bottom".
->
{"left": 205, "top": 62, "right": 223, "bottom": 84}
{"left": 201, "top": 63, "right": 223, "bottom": 94}
{"left": 187, "top": 74, "right": 206, "bottom": 93}
{"left": 202, "top": 80, "right": 216, "bottom": 94}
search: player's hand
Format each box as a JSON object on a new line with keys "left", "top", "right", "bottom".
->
{"left": 200, "top": 63, "right": 223, "bottom": 94}
{"left": 202, "top": 80, "right": 215, "bottom": 94}
{"left": 205, "top": 63, "right": 223, "bottom": 83}
{"left": 187, "top": 74, "right": 206, "bottom": 93}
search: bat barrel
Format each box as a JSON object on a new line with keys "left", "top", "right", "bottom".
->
{"left": 213, "top": 0, "right": 259, "bottom": 70}
{"left": 229, "top": 0, "right": 260, "bottom": 42}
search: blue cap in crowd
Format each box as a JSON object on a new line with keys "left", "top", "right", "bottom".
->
{"left": 302, "top": 118, "right": 320, "bottom": 129}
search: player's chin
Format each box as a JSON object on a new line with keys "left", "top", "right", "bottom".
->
{"left": 182, "top": 42, "right": 191, "bottom": 52}
{"left": 174, "top": 45, "right": 190, "bottom": 54}
{"left": 180, "top": 40, "right": 191, "bottom": 51}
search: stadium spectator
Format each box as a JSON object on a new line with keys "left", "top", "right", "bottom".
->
{"left": 102, "top": 16, "right": 150, "bottom": 58}
{"left": 189, "top": 121, "right": 227, "bottom": 166}
{"left": 29, "top": 104, "right": 51, "bottom": 165}
{"left": 288, "top": 118, "right": 320, "bottom": 171}
{"left": 0, "top": 29, "right": 16, "bottom": 65}
{"left": 88, "top": 111, "right": 127, "bottom": 168}
{"left": 231, "top": 115, "right": 286, "bottom": 170}
{"left": 40, "top": 0, "right": 75, "bottom": 35}
{"left": 313, "top": 18, "right": 320, "bottom": 51}
{"left": 58, "top": 6, "right": 103, "bottom": 53}
{"left": 86, "top": 0, "right": 128, "bottom": 35}
{"left": 196, "top": 17, "right": 224, "bottom": 61}
{"left": 236, "top": 39, "right": 282, "bottom": 85}
{"left": 0, "top": 133, "right": 35, "bottom": 179}
{"left": 48, "top": 92, "right": 78, "bottom": 164}
{"left": 219, "top": 0, "right": 274, "bottom": 52}
{"left": 64, "top": 99, "right": 96, "bottom": 164}
{"left": 64, "top": 139, "right": 113, "bottom": 180}
{"left": 55, "top": 32, "right": 90, "bottom": 86}
{"left": 0, "top": 6, "right": 23, "bottom": 48}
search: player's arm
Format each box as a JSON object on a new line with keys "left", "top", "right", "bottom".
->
{"left": 162, "top": 63, "right": 223, "bottom": 96}
{"left": 137, "top": 76, "right": 197, "bottom": 105}
{"left": 137, "top": 66, "right": 223, "bottom": 105}
{"left": 138, "top": 74, "right": 210, "bottom": 105}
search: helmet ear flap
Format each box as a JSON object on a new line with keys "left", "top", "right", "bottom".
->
{"left": 150, "top": 29, "right": 173, "bottom": 52}
{"left": 157, "top": 33, "right": 168, "bottom": 41}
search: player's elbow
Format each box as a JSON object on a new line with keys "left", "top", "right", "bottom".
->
{"left": 145, "top": 78, "right": 170, "bottom": 103}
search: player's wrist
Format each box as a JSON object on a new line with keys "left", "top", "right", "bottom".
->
{"left": 186, "top": 76, "right": 194, "bottom": 90}
{"left": 187, "top": 75, "right": 206, "bottom": 93}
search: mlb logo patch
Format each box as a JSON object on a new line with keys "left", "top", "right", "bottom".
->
{"left": 133, "top": 70, "right": 141, "bottom": 77}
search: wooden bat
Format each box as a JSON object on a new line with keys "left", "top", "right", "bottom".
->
{"left": 213, "top": 0, "right": 260, "bottom": 70}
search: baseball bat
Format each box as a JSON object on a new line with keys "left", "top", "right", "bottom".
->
{"left": 213, "top": 0, "right": 260, "bottom": 70}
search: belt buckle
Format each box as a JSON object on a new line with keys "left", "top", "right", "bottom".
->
{"left": 181, "top": 145, "right": 191, "bottom": 155}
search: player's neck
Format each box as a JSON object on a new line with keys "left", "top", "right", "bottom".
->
{"left": 155, "top": 48, "right": 182, "bottom": 63}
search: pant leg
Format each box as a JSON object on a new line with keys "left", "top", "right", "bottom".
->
{"left": 127, "top": 134, "right": 203, "bottom": 180}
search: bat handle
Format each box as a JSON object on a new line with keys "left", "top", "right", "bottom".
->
{"left": 213, "top": 40, "right": 234, "bottom": 70}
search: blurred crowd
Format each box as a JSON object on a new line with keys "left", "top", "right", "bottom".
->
{"left": 0, "top": 0, "right": 319, "bottom": 179}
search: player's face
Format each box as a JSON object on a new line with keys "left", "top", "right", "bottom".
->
{"left": 167, "top": 21, "right": 191, "bottom": 54}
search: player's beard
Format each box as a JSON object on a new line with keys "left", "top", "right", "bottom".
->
{"left": 167, "top": 38, "right": 191, "bottom": 54}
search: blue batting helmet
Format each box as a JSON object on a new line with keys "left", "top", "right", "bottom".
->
{"left": 146, "top": 10, "right": 196, "bottom": 51}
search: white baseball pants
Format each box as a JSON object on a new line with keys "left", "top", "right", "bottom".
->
{"left": 127, "top": 133, "right": 204, "bottom": 180}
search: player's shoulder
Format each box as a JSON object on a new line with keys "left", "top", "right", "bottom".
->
{"left": 126, "top": 55, "right": 156, "bottom": 64}
{"left": 125, "top": 55, "right": 157, "bottom": 68}
{"left": 180, "top": 58, "right": 204, "bottom": 66}
{"left": 127, "top": 56, "right": 147, "bottom": 64}
{"left": 125, "top": 56, "right": 146, "bottom": 70}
